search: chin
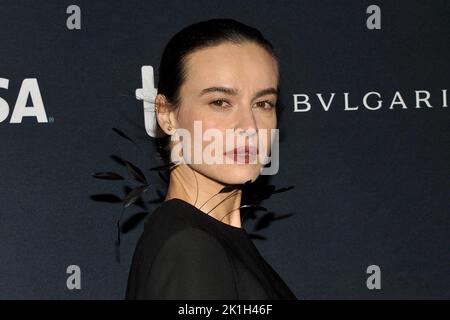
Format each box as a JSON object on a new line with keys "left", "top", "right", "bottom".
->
{"left": 212, "top": 164, "right": 262, "bottom": 185}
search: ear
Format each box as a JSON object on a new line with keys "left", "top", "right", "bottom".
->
{"left": 155, "top": 94, "right": 177, "bottom": 135}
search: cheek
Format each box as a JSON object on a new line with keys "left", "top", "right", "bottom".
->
{"left": 254, "top": 109, "right": 277, "bottom": 125}
{"left": 256, "top": 117, "right": 277, "bottom": 155}
{"left": 177, "top": 104, "right": 222, "bottom": 131}
{"left": 176, "top": 106, "right": 194, "bottom": 131}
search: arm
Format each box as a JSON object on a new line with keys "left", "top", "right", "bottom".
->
{"left": 139, "top": 227, "right": 238, "bottom": 300}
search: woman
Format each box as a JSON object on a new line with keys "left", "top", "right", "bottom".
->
{"left": 126, "top": 18, "right": 296, "bottom": 300}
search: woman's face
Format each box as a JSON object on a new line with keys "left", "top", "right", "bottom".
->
{"left": 165, "top": 41, "right": 278, "bottom": 185}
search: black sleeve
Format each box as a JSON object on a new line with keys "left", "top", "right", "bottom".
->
{"left": 138, "top": 227, "right": 238, "bottom": 299}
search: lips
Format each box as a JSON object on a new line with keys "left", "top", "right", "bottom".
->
{"left": 224, "top": 145, "right": 258, "bottom": 163}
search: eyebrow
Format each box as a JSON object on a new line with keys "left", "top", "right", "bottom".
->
{"left": 198, "top": 86, "right": 278, "bottom": 100}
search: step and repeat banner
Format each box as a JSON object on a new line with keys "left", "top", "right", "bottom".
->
{"left": 0, "top": 1, "right": 448, "bottom": 299}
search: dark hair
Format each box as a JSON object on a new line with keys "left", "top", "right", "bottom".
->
{"left": 154, "top": 18, "right": 281, "bottom": 164}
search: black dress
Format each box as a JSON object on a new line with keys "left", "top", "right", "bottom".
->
{"left": 125, "top": 198, "right": 297, "bottom": 300}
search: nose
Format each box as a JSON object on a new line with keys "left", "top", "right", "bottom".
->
{"left": 235, "top": 107, "right": 257, "bottom": 137}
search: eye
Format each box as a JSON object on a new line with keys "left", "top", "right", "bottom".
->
{"left": 254, "top": 100, "right": 275, "bottom": 109}
{"left": 209, "top": 99, "right": 231, "bottom": 109}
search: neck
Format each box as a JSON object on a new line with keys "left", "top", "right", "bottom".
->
{"left": 165, "top": 163, "right": 243, "bottom": 228}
